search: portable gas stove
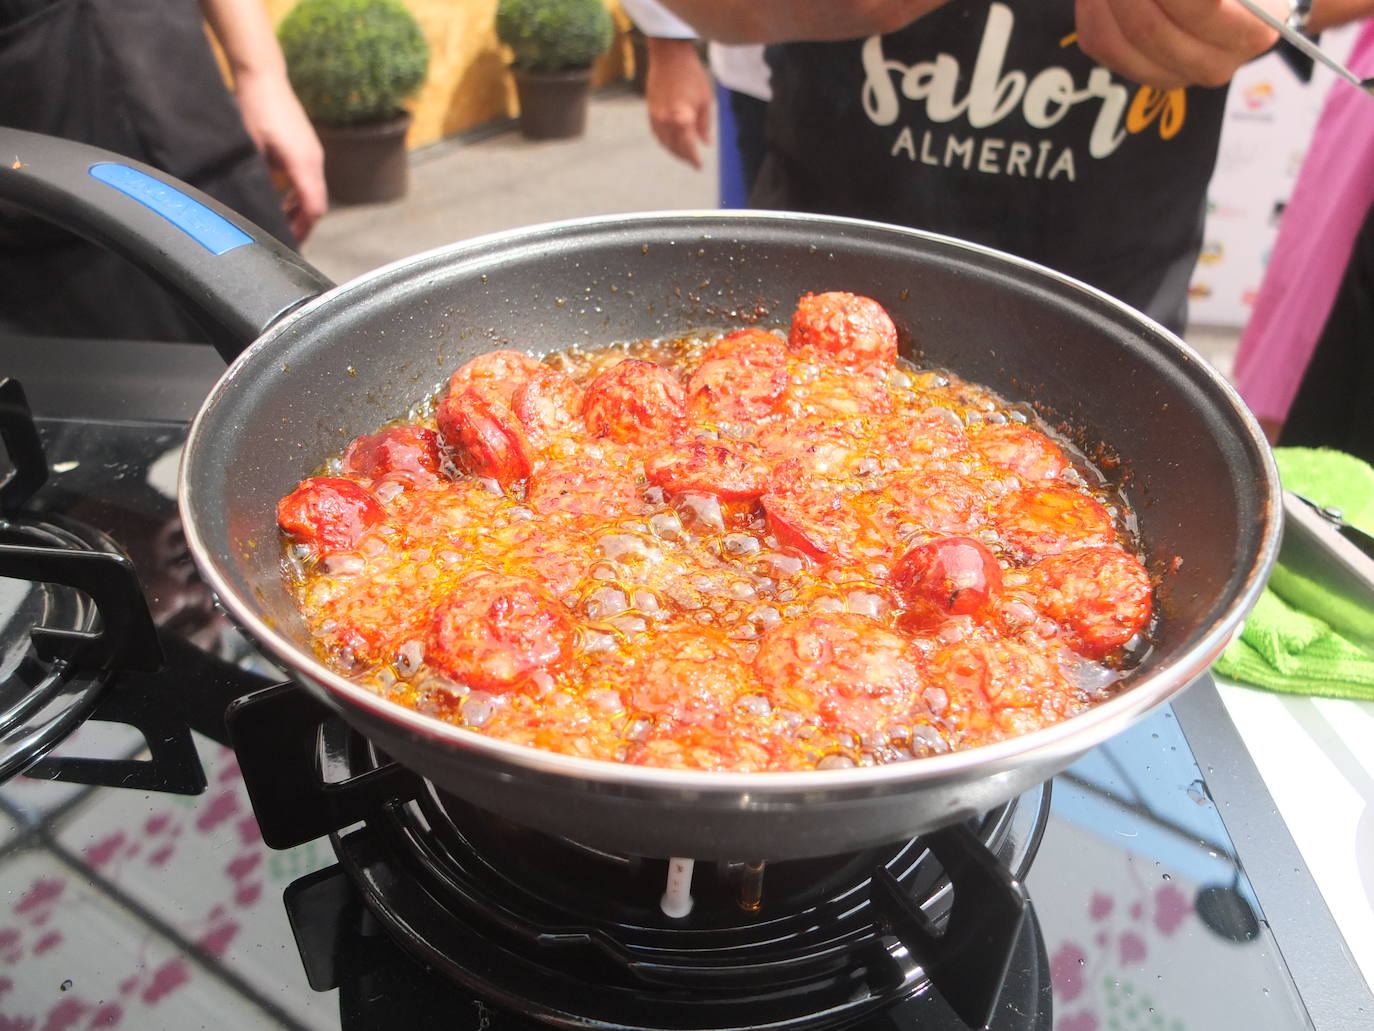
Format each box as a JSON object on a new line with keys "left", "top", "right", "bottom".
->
{"left": 0, "top": 339, "right": 1369, "bottom": 1031}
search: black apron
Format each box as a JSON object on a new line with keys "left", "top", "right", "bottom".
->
{"left": 0, "top": 0, "right": 295, "bottom": 342}
{"left": 752, "top": 0, "right": 1230, "bottom": 333}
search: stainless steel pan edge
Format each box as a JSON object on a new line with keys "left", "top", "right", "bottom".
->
{"left": 178, "top": 210, "right": 1281, "bottom": 860}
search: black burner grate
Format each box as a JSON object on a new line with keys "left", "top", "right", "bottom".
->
{"left": 229, "top": 681, "right": 1053, "bottom": 1031}
{"left": 0, "top": 377, "right": 166, "bottom": 782}
{"left": 330, "top": 776, "right": 1048, "bottom": 1030}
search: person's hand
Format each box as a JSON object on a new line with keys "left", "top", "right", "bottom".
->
{"left": 1074, "top": 0, "right": 1283, "bottom": 89}
{"left": 235, "top": 70, "right": 328, "bottom": 243}
{"left": 200, "top": 0, "right": 329, "bottom": 243}
{"left": 645, "top": 38, "right": 714, "bottom": 169}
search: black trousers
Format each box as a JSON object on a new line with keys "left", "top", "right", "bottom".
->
{"left": 1278, "top": 201, "right": 1374, "bottom": 465}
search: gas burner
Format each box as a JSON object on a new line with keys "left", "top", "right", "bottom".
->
{"left": 0, "top": 515, "right": 153, "bottom": 781}
{"left": 229, "top": 682, "right": 1053, "bottom": 1030}
{"left": 0, "top": 378, "right": 162, "bottom": 781}
{"left": 331, "top": 779, "right": 1050, "bottom": 1030}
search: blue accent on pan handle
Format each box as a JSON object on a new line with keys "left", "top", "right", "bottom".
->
{"left": 89, "top": 163, "right": 254, "bottom": 255}
{"left": 0, "top": 128, "right": 334, "bottom": 361}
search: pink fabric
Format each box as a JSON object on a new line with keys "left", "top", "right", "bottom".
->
{"left": 1232, "top": 20, "right": 1374, "bottom": 424}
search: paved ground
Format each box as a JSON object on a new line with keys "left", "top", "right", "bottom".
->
{"left": 303, "top": 86, "right": 1239, "bottom": 375}
{"left": 302, "top": 88, "right": 718, "bottom": 285}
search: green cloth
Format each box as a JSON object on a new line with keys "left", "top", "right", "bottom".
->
{"left": 1213, "top": 447, "right": 1374, "bottom": 699}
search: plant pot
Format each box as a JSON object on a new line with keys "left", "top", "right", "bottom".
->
{"left": 512, "top": 65, "right": 594, "bottom": 140}
{"left": 314, "top": 111, "right": 412, "bottom": 205}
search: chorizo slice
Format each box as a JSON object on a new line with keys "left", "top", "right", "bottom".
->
{"left": 629, "top": 627, "right": 751, "bottom": 726}
{"left": 877, "top": 412, "right": 969, "bottom": 463}
{"left": 892, "top": 536, "right": 1003, "bottom": 631}
{"left": 582, "top": 359, "right": 688, "bottom": 446}
{"left": 927, "top": 637, "right": 1081, "bottom": 745}
{"left": 991, "top": 485, "right": 1118, "bottom": 561}
{"left": 788, "top": 291, "right": 899, "bottom": 370}
{"left": 1021, "top": 546, "right": 1152, "bottom": 659}
{"left": 687, "top": 329, "right": 790, "bottom": 423}
{"left": 755, "top": 420, "right": 873, "bottom": 480}
{"left": 753, "top": 612, "right": 928, "bottom": 730}
{"left": 511, "top": 365, "right": 585, "bottom": 448}
{"left": 971, "top": 422, "right": 1070, "bottom": 483}
{"left": 705, "top": 328, "right": 789, "bottom": 364}
{"left": 781, "top": 360, "right": 893, "bottom": 420}
{"left": 884, "top": 467, "right": 985, "bottom": 537}
{"left": 277, "top": 476, "right": 385, "bottom": 555}
{"left": 645, "top": 437, "right": 772, "bottom": 501}
{"left": 342, "top": 426, "right": 442, "bottom": 486}
{"left": 760, "top": 457, "right": 882, "bottom": 561}
{"left": 427, "top": 573, "right": 575, "bottom": 693}
{"left": 436, "top": 390, "right": 532, "bottom": 487}
{"left": 447, "top": 349, "right": 547, "bottom": 405}
{"left": 761, "top": 487, "right": 854, "bottom": 561}
{"left": 526, "top": 451, "right": 642, "bottom": 516}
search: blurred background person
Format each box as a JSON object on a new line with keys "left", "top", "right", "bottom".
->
{"left": 0, "top": 0, "right": 326, "bottom": 342}
{"left": 621, "top": 0, "right": 770, "bottom": 207}
{"left": 649, "top": 0, "right": 1374, "bottom": 335}
{"left": 1232, "top": 18, "right": 1374, "bottom": 463}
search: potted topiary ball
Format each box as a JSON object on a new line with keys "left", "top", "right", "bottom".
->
{"left": 278, "top": 0, "right": 429, "bottom": 204}
{"left": 495, "top": 0, "right": 615, "bottom": 140}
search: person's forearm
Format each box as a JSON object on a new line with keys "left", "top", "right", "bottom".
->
{"left": 653, "top": 0, "right": 952, "bottom": 44}
{"left": 200, "top": 0, "right": 328, "bottom": 243}
{"left": 200, "top": 0, "right": 288, "bottom": 82}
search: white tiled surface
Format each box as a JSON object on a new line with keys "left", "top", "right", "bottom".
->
{"left": 0, "top": 734, "right": 338, "bottom": 1030}
{"left": 0, "top": 805, "right": 20, "bottom": 850}
{"left": 0, "top": 718, "right": 149, "bottom": 824}
{"left": 0, "top": 848, "right": 298, "bottom": 1029}
{"left": 51, "top": 734, "right": 338, "bottom": 1028}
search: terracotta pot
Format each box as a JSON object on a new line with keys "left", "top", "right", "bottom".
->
{"left": 314, "top": 112, "right": 412, "bottom": 205}
{"left": 512, "top": 66, "right": 594, "bottom": 140}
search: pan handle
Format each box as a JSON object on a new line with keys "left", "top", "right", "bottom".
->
{"left": 0, "top": 127, "right": 334, "bottom": 362}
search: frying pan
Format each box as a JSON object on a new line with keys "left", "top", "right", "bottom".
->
{"left": 0, "top": 128, "right": 1281, "bottom": 861}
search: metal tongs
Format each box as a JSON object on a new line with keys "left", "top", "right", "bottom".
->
{"left": 1235, "top": 0, "right": 1374, "bottom": 96}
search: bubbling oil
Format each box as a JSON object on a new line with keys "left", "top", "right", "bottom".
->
{"left": 282, "top": 330, "right": 1150, "bottom": 773}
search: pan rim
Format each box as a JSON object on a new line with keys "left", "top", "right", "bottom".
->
{"left": 178, "top": 209, "right": 1282, "bottom": 796}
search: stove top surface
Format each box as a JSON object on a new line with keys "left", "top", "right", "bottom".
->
{"left": 0, "top": 349, "right": 1369, "bottom": 1030}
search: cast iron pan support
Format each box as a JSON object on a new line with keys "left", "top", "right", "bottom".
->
{"left": 0, "top": 377, "right": 162, "bottom": 671}
{"left": 0, "top": 128, "right": 334, "bottom": 360}
{"left": 0, "top": 377, "right": 192, "bottom": 789}
{"left": 227, "top": 681, "right": 424, "bottom": 849}
{"left": 871, "top": 827, "right": 1029, "bottom": 1029}
{"left": 0, "top": 378, "right": 46, "bottom": 516}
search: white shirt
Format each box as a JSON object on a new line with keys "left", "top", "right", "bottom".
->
{"left": 619, "top": 0, "right": 772, "bottom": 101}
